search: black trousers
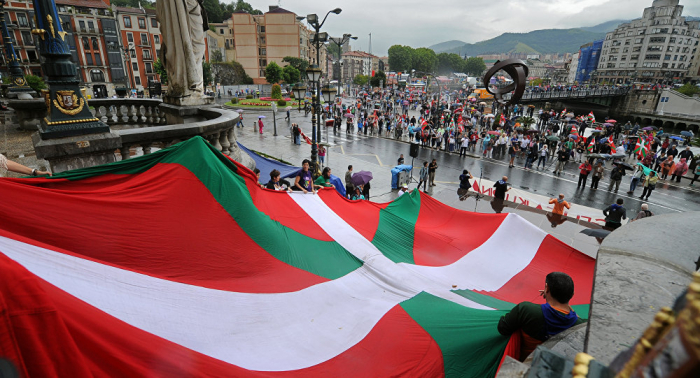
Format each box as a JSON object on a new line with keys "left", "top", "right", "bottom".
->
{"left": 591, "top": 176, "right": 601, "bottom": 189}
{"left": 578, "top": 174, "right": 589, "bottom": 187}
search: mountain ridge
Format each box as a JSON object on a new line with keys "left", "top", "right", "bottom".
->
{"left": 429, "top": 20, "right": 626, "bottom": 56}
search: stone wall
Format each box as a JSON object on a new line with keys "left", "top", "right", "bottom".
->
{"left": 613, "top": 89, "right": 661, "bottom": 117}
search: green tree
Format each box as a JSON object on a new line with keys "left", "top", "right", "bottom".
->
{"left": 201, "top": 0, "right": 223, "bottom": 23}
{"left": 529, "top": 78, "right": 543, "bottom": 86}
{"left": 230, "top": 60, "right": 253, "bottom": 84}
{"left": 264, "top": 61, "right": 282, "bottom": 84}
{"left": 282, "top": 56, "right": 309, "bottom": 76}
{"left": 202, "top": 61, "right": 213, "bottom": 87}
{"left": 282, "top": 65, "right": 300, "bottom": 85}
{"left": 463, "top": 57, "right": 486, "bottom": 76}
{"left": 388, "top": 45, "right": 414, "bottom": 72}
{"left": 154, "top": 58, "right": 167, "bottom": 84}
{"left": 25, "top": 74, "right": 46, "bottom": 93}
{"left": 353, "top": 74, "right": 369, "bottom": 86}
{"left": 437, "top": 53, "right": 465, "bottom": 75}
{"left": 211, "top": 50, "right": 223, "bottom": 63}
{"left": 369, "top": 70, "right": 387, "bottom": 87}
{"left": 675, "top": 83, "right": 700, "bottom": 97}
{"left": 327, "top": 43, "right": 341, "bottom": 59}
{"left": 233, "top": 0, "right": 263, "bottom": 15}
{"left": 271, "top": 83, "right": 282, "bottom": 99}
{"left": 413, "top": 48, "right": 438, "bottom": 74}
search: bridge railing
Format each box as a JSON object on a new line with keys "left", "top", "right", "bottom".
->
{"left": 503, "top": 87, "right": 633, "bottom": 102}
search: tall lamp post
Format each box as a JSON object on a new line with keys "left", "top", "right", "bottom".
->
{"left": 0, "top": 0, "right": 33, "bottom": 98}
{"left": 329, "top": 33, "right": 357, "bottom": 96}
{"left": 305, "top": 8, "right": 341, "bottom": 172}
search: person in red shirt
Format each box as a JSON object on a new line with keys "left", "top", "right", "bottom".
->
{"left": 577, "top": 161, "right": 593, "bottom": 188}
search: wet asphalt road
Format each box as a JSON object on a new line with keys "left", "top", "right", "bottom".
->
{"left": 232, "top": 98, "right": 700, "bottom": 217}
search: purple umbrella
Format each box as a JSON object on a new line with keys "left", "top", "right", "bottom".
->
{"left": 351, "top": 171, "right": 374, "bottom": 187}
{"left": 642, "top": 126, "right": 654, "bottom": 131}
{"left": 568, "top": 134, "right": 579, "bottom": 140}
{"left": 603, "top": 123, "right": 614, "bottom": 128}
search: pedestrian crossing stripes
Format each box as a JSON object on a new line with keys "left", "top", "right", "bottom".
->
{"left": 286, "top": 133, "right": 376, "bottom": 147}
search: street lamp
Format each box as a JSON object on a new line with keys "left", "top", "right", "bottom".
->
{"left": 292, "top": 84, "right": 306, "bottom": 112}
{"left": 305, "top": 7, "right": 341, "bottom": 171}
{"left": 329, "top": 33, "right": 357, "bottom": 95}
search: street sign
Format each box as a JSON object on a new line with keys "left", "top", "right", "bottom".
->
{"left": 271, "top": 102, "right": 277, "bottom": 112}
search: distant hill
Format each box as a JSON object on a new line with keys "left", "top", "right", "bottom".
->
{"left": 429, "top": 20, "right": 628, "bottom": 56}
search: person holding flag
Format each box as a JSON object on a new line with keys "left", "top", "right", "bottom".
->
{"left": 587, "top": 136, "right": 596, "bottom": 153}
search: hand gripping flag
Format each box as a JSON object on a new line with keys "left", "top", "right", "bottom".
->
{"left": 0, "top": 137, "right": 595, "bottom": 378}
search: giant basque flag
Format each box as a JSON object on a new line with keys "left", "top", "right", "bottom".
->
{"left": 0, "top": 136, "right": 595, "bottom": 377}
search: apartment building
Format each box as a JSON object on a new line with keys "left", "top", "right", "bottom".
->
{"left": 341, "top": 51, "right": 378, "bottom": 78}
{"left": 1, "top": 0, "right": 43, "bottom": 78}
{"left": 54, "top": 0, "right": 119, "bottom": 98}
{"left": 207, "top": 20, "right": 236, "bottom": 63}
{"left": 231, "top": 6, "right": 329, "bottom": 84}
{"left": 595, "top": 0, "right": 700, "bottom": 84}
{"left": 114, "top": 6, "right": 161, "bottom": 94}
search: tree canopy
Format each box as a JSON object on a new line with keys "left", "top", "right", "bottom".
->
{"left": 265, "top": 62, "right": 282, "bottom": 84}
{"left": 675, "top": 83, "right": 700, "bottom": 97}
{"left": 282, "top": 57, "right": 309, "bottom": 76}
{"left": 282, "top": 65, "right": 300, "bottom": 85}
{"left": 353, "top": 75, "right": 369, "bottom": 86}
{"left": 154, "top": 58, "right": 167, "bottom": 84}
{"left": 387, "top": 45, "right": 414, "bottom": 72}
{"left": 369, "top": 71, "right": 386, "bottom": 88}
{"left": 463, "top": 57, "right": 486, "bottom": 76}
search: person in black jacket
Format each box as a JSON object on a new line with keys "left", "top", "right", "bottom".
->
{"left": 603, "top": 198, "right": 627, "bottom": 230}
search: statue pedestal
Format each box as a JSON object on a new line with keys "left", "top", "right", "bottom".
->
{"left": 162, "top": 93, "right": 215, "bottom": 107}
{"left": 32, "top": 131, "right": 121, "bottom": 174}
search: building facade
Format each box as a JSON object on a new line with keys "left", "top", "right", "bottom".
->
{"left": 56, "top": 0, "right": 121, "bottom": 98}
{"left": 231, "top": 6, "right": 330, "bottom": 84}
{"left": 114, "top": 6, "right": 161, "bottom": 95}
{"left": 567, "top": 52, "right": 580, "bottom": 84}
{"left": 595, "top": 0, "right": 700, "bottom": 85}
{"left": 576, "top": 40, "right": 603, "bottom": 83}
{"left": 1, "top": 0, "right": 43, "bottom": 78}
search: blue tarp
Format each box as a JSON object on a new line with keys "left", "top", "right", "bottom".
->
{"left": 237, "top": 142, "right": 345, "bottom": 196}
{"left": 390, "top": 164, "right": 414, "bottom": 189}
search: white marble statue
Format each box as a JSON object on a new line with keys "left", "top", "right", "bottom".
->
{"left": 156, "top": 0, "right": 209, "bottom": 104}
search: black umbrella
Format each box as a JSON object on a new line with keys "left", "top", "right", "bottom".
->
{"left": 580, "top": 228, "right": 612, "bottom": 238}
{"left": 614, "top": 161, "right": 635, "bottom": 170}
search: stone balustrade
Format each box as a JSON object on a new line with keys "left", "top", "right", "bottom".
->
{"left": 31, "top": 98, "right": 253, "bottom": 173}
{"left": 88, "top": 98, "right": 167, "bottom": 127}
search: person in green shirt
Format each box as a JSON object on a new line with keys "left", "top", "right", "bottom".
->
{"left": 314, "top": 167, "right": 335, "bottom": 188}
{"left": 497, "top": 272, "right": 585, "bottom": 361}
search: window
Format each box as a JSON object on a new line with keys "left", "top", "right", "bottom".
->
{"left": 123, "top": 16, "right": 131, "bottom": 28}
{"left": 649, "top": 37, "right": 666, "bottom": 43}
{"left": 259, "top": 26, "right": 265, "bottom": 33}
{"left": 134, "top": 76, "right": 141, "bottom": 85}
{"left": 88, "top": 21, "right": 95, "bottom": 32}
{"left": 644, "top": 54, "right": 661, "bottom": 60}
{"left": 647, "top": 46, "right": 662, "bottom": 52}
{"left": 633, "top": 46, "right": 642, "bottom": 52}
{"left": 220, "top": 29, "right": 224, "bottom": 34}
{"left": 21, "top": 31, "right": 32, "bottom": 45}
{"left": 130, "top": 49, "right": 136, "bottom": 58}
{"left": 624, "top": 39, "right": 631, "bottom": 45}
{"left": 85, "top": 54, "right": 93, "bottom": 65}
{"left": 27, "top": 50, "right": 37, "bottom": 61}
{"left": 82, "top": 37, "right": 90, "bottom": 50}
{"left": 259, "top": 48, "right": 266, "bottom": 55}
{"left": 17, "top": 13, "right": 28, "bottom": 27}
{"left": 79, "top": 20, "right": 86, "bottom": 32}
{"left": 141, "top": 33, "right": 149, "bottom": 45}
{"left": 670, "top": 37, "right": 676, "bottom": 43}
{"left": 90, "top": 70, "right": 105, "bottom": 82}
{"left": 145, "top": 62, "right": 153, "bottom": 74}
{"left": 156, "top": 49, "right": 160, "bottom": 58}
{"left": 151, "top": 18, "right": 157, "bottom": 28}
{"left": 635, "top": 38, "right": 643, "bottom": 43}
{"left": 137, "top": 18, "right": 145, "bottom": 29}
{"left": 92, "top": 37, "right": 99, "bottom": 50}
{"left": 665, "top": 55, "right": 671, "bottom": 60}
{"left": 143, "top": 49, "right": 151, "bottom": 59}
{"left": 127, "top": 32, "right": 133, "bottom": 43}
{"left": 154, "top": 35, "right": 160, "bottom": 44}
{"left": 95, "top": 54, "right": 102, "bottom": 66}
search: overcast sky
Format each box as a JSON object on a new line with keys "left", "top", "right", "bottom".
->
{"left": 230, "top": 0, "right": 700, "bottom": 56}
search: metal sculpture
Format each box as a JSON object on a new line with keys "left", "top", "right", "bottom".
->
{"left": 482, "top": 59, "right": 529, "bottom": 106}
